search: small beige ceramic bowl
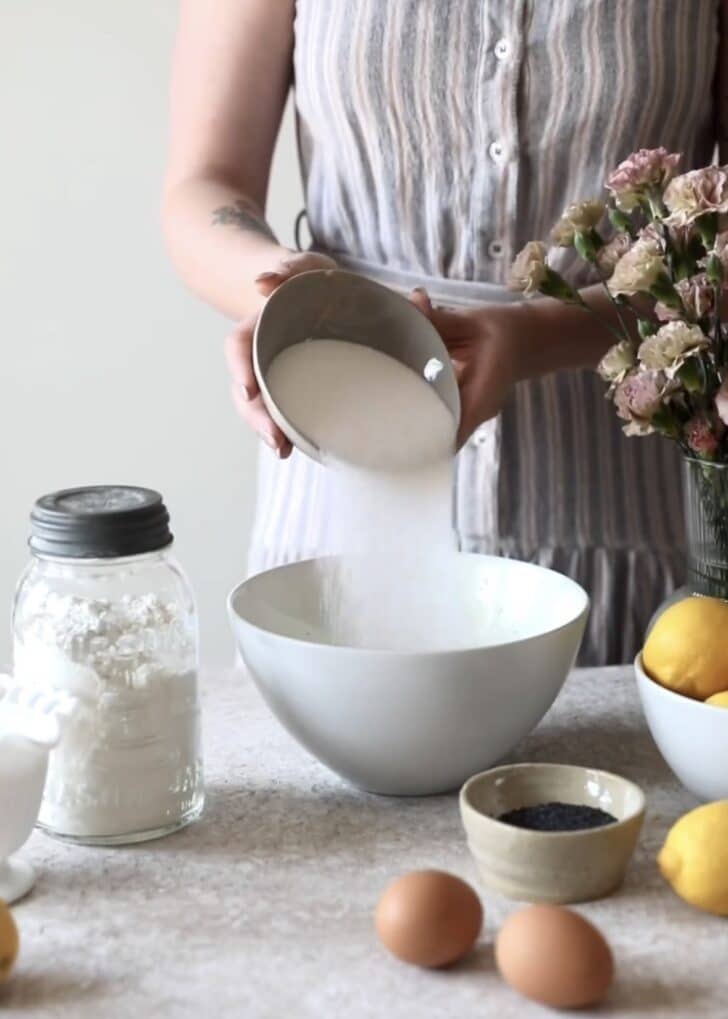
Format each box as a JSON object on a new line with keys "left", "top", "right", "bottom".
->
{"left": 460, "top": 763, "right": 646, "bottom": 904}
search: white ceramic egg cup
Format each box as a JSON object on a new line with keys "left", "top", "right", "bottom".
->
{"left": 0, "top": 676, "right": 76, "bottom": 903}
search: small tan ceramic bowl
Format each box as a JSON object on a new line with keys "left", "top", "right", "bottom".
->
{"left": 460, "top": 763, "right": 646, "bottom": 904}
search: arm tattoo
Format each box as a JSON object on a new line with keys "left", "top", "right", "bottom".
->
{"left": 211, "top": 198, "right": 276, "bottom": 241}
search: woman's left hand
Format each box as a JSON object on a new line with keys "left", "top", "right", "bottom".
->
{"left": 410, "top": 289, "right": 524, "bottom": 447}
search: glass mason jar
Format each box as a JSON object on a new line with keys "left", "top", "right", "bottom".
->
{"left": 12, "top": 486, "right": 204, "bottom": 845}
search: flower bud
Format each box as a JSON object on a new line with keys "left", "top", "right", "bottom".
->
{"left": 608, "top": 208, "right": 634, "bottom": 234}
{"left": 540, "top": 267, "right": 583, "bottom": 304}
{"left": 574, "top": 230, "right": 599, "bottom": 263}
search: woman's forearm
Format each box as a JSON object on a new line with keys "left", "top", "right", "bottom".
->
{"left": 163, "top": 0, "right": 297, "bottom": 321}
{"left": 162, "top": 175, "right": 290, "bottom": 320}
{"left": 511, "top": 284, "right": 644, "bottom": 382}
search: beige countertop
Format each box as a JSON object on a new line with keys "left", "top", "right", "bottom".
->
{"left": 1, "top": 666, "right": 720, "bottom": 1018}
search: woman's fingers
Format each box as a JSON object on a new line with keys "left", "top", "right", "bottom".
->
{"left": 254, "top": 270, "right": 287, "bottom": 297}
{"left": 225, "top": 317, "right": 292, "bottom": 457}
{"left": 228, "top": 251, "right": 338, "bottom": 455}
{"left": 230, "top": 384, "right": 292, "bottom": 458}
{"left": 281, "top": 250, "right": 335, "bottom": 273}
{"left": 255, "top": 251, "right": 337, "bottom": 297}
{"left": 456, "top": 378, "right": 482, "bottom": 449}
{"left": 224, "top": 315, "right": 259, "bottom": 400}
{"left": 457, "top": 343, "right": 511, "bottom": 447}
{"left": 427, "top": 303, "right": 473, "bottom": 338}
{"left": 410, "top": 288, "right": 472, "bottom": 382}
{"left": 410, "top": 288, "right": 477, "bottom": 351}
{"left": 409, "top": 287, "right": 433, "bottom": 316}
{"left": 450, "top": 356, "right": 469, "bottom": 381}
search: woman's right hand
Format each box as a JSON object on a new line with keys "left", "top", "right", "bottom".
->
{"left": 224, "top": 250, "right": 337, "bottom": 458}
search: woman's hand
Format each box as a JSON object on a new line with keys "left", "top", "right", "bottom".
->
{"left": 410, "top": 289, "right": 525, "bottom": 447}
{"left": 225, "top": 250, "right": 337, "bottom": 457}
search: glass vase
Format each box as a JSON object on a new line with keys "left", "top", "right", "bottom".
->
{"left": 683, "top": 456, "right": 728, "bottom": 600}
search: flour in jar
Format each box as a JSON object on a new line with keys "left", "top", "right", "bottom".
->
{"left": 13, "top": 588, "right": 202, "bottom": 839}
{"left": 266, "top": 339, "right": 484, "bottom": 651}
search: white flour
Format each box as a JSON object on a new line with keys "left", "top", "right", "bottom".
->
{"left": 13, "top": 588, "right": 202, "bottom": 838}
{"left": 267, "top": 339, "right": 482, "bottom": 650}
{"left": 266, "top": 339, "right": 455, "bottom": 471}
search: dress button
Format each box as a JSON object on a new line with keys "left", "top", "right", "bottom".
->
{"left": 488, "top": 140, "right": 505, "bottom": 162}
{"left": 488, "top": 240, "right": 505, "bottom": 259}
{"left": 494, "top": 38, "right": 510, "bottom": 60}
{"left": 471, "top": 423, "right": 490, "bottom": 446}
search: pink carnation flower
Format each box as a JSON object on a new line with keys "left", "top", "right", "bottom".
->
{"left": 655, "top": 274, "right": 715, "bottom": 322}
{"left": 613, "top": 369, "right": 667, "bottom": 435}
{"left": 685, "top": 414, "right": 722, "bottom": 458}
{"left": 606, "top": 148, "right": 682, "bottom": 211}
{"left": 596, "top": 232, "right": 632, "bottom": 276}
{"left": 664, "top": 166, "right": 728, "bottom": 226}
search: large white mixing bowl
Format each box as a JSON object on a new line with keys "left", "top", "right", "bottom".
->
{"left": 228, "top": 556, "right": 589, "bottom": 795}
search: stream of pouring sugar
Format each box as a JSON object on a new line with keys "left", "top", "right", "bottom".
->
{"left": 266, "top": 338, "right": 482, "bottom": 651}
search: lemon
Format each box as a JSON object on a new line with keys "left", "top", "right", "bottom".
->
{"left": 658, "top": 802, "right": 728, "bottom": 914}
{"left": 643, "top": 596, "right": 728, "bottom": 700}
{"left": 705, "top": 691, "right": 728, "bottom": 708}
{"left": 0, "top": 901, "right": 18, "bottom": 984}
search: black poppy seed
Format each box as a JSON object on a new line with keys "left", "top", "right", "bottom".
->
{"left": 497, "top": 801, "right": 617, "bottom": 832}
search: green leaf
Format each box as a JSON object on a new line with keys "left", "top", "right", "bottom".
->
{"left": 574, "top": 230, "right": 598, "bottom": 263}
{"left": 651, "top": 405, "right": 682, "bottom": 438}
{"left": 638, "top": 318, "right": 658, "bottom": 339}
{"left": 669, "top": 250, "right": 689, "bottom": 281}
{"left": 696, "top": 212, "right": 718, "bottom": 250}
{"left": 649, "top": 273, "right": 682, "bottom": 309}
{"left": 608, "top": 208, "right": 633, "bottom": 234}
{"left": 706, "top": 252, "right": 724, "bottom": 286}
{"left": 540, "top": 266, "right": 582, "bottom": 303}
{"left": 678, "top": 357, "right": 707, "bottom": 394}
{"left": 686, "top": 231, "right": 707, "bottom": 262}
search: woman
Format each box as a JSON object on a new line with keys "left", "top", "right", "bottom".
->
{"left": 163, "top": 0, "right": 727, "bottom": 664}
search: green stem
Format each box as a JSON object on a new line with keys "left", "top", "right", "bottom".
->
{"left": 593, "top": 265, "right": 632, "bottom": 343}
{"left": 575, "top": 295, "right": 629, "bottom": 344}
{"left": 614, "top": 295, "right": 660, "bottom": 327}
{"left": 714, "top": 284, "right": 723, "bottom": 367}
{"left": 652, "top": 213, "right": 681, "bottom": 283}
{"left": 647, "top": 185, "right": 668, "bottom": 221}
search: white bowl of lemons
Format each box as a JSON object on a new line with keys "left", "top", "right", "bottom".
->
{"left": 635, "top": 595, "right": 728, "bottom": 802}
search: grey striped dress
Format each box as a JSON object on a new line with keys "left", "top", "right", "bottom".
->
{"left": 249, "top": 0, "right": 725, "bottom": 665}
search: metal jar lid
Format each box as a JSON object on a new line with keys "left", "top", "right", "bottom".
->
{"left": 29, "top": 486, "right": 173, "bottom": 559}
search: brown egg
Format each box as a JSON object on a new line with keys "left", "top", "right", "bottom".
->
{"left": 495, "top": 905, "right": 614, "bottom": 1009}
{"left": 375, "top": 870, "right": 483, "bottom": 968}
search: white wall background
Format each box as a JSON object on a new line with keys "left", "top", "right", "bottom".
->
{"left": 0, "top": 2, "right": 304, "bottom": 666}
